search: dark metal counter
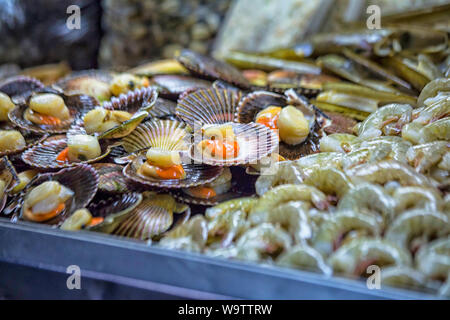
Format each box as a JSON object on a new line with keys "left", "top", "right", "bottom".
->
{"left": 0, "top": 220, "right": 438, "bottom": 299}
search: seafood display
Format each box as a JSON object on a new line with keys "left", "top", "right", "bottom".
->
{"left": 1, "top": 18, "right": 449, "bottom": 299}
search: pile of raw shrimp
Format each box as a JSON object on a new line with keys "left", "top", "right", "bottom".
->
{"left": 158, "top": 78, "right": 450, "bottom": 297}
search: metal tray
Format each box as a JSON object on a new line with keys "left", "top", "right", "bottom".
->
{"left": 0, "top": 219, "right": 439, "bottom": 299}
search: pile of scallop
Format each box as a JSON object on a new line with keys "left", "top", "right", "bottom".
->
{"left": 0, "top": 26, "right": 449, "bottom": 297}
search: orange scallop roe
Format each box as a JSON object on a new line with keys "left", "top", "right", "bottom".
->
{"left": 203, "top": 139, "right": 239, "bottom": 159}
{"left": 88, "top": 217, "right": 104, "bottom": 227}
{"left": 256, "top": 113, "right": 279, "bottom": 130}
{"left": 35, "top": 112, "right": 62, "bottom": 125}
{"left": 56, "top": 147, "right": 70, "bottom": 163}
{"left": 24, "top": 203, "right": 65, "bottom": 222}
{"left": 155, "top": 164, "right": 186, "bottom": 179}
{"left": 187, "top": 186, "right": 216, "bottom": 199}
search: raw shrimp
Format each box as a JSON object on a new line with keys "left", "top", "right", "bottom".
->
{"left": 312, "top": 210, "right": 382, "bottom": 256}
{"left": 349, "top": 136, "right": 411, "bottom": 164}
{"left": 385, "top": 209, "right": 449, "bottom": 252}
{"left": 205, "top": 197, "right": 257, "bottom": 219}
{"left": 438, "top": 151, "right": 450, "bottom": 171}
{"left": 255, "top": 161, "right": 304, "bottom": 196}
{"left": 402, "top": 122, "right": 425, "bottom": 145}
{"left": 439, "top": 276, "right": 450, "bottom": 297}
{"left": 416, "top": 237, "right": 450, "bottom": 280}
{"left": 420, "top": 118, "right": 450, "bottom": 143}
{"left": 327, "top": 238, "right": 412, "bottom": 276}
{"left": 293, "top": 152, "right": 344, "bottom": 176}
{"left": 393, "top": 187, "right": 444, "bottom": 214}
{"left": 342, "top": 145, "right": 392, "bottom": 170}
{"left": 415, "top": 92, "right": 450, "bottom": 124}
{"left": 303, "top": 167, "right": 354, "bottom": 198}
{"left": 207, "top": 209, "right": 250, "bottom": 248}
{"left": 276, "top": 244, "right": 332, "bottom": 275}
{"left": 347, "top": 160, "right": 436, "bottom": 188}
{"left": 235, "top": 223, "right": 292, "bottom": 262}
{"left": 252, "top": 184, "right": 330, "bottom": 213}
{"left": 417, "top": 78, "right": 450, "bottom": 107}
{"left": 319, "top": 133, "right": 357, "bottom": 153}
{"left": 380, "top": 266, "right": 428, "bottom": 291}
{"left": 337, "top": 183, "right": 395, "bottom": 221}
{"left": 158, "top": 215, "right": 209, "bottom": 252}
{"left": 406, "top": 141, "right": 449, "bottom": 173}
{"left": 249, "top": 200, "right": 313, "bottom": 243}
{"left": 357, "top": 104, "right": 413, "bottom": 140}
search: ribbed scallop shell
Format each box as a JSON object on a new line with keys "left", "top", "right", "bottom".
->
{"left": 172, "top": 186, "right": 242, "bottom": 207}
{"left": 189, "top": 122, "right": 279, "bottom": 166}
{"left": 145, "top": 98, "right": 178, "bottom": 120}
{"left": 9, "top": 91, "right": 98, "bottom": 134}
{"left": 102, "top": 87, "right": 157, "bottom": 113}
{"left": 122, "top": 119, "right": 189, "bottom": 153}
{"left": 176, "top": 49, "right": 250, "bottom": 89}
{"left": 87, "top": 192, "right": 143, "bottom": 233}
{"left": 176, "top": 88, "right": 242, "bottom": 128}
{"left": 0, "top": 76, "right": 44, "bottom": 98}
{"left": 92, "top": 163, "right": 143, "bottom": 193}
{"left": 236, "top": 89, "right": 324, "bottom": 160}
{"left": 151, "top": 75, "right": 211, "bottom": 99}
{"left": 0, "top": 156, "right": 19, "bottom": 213}
{"left": 16, "top": 164, "right": 99, "bottom": 225}
{"left": 21, "top": 135, "right": 116, "bottom": 169}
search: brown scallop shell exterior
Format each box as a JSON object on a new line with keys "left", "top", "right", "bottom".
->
{"left": 0, "top": 76, "right": 44, "bottom": 98}
{"left": 176, "top": 88, "right": 242, "bottom": 128}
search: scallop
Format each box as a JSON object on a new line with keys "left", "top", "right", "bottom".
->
{"left": 29, "top": 93, "right": 70, "bottom": 120}
{"left": 67, "top": 134, "right": 101, "bottom": 162}
{"left": 0, "top": 92, "right": 15, "bottom": 121}
{"left": 278, "top": 106, "right": 310, "bottom": 145}
{"left": 0, "top": 130, "right": 26, "bottom": 152}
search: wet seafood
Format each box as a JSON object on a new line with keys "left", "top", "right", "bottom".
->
{"left": 0, "top": 92, "right": 16, "bottom": 121}
{"left": 276, "top": 244, "right": 332, "bottom": 275}
{"left": 328, "top": 238, "right": 412, "bottom": 276}
{"left": 303, "top": 167, "right": 354, "bottom": 198}
{"left": 416, "top": 237, "right": 450, "bottom": 280}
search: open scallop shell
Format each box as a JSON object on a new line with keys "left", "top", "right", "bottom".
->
{"left": 9, "top": 90, "right": 98, "bottom": 134}
{"left": 0, "top": 76, "right": 44, "bottom": 99}
{"left": 21, "top": 135, "right": 119, "bottom": 169}
{"left": 68, "top": 87, "right": 157, "bottom": 140}
{"left": 176, "top": 49, "right": 250, "bottom": 89}
{"left": 0, "top": 157, "right": 19, "bottom": 213}
{"left": 236, "top": 89, "right": 326, "bottom": 160}
{"left": 16, "top": 164, "right": 99, "bottom": 225}
{"left": 176, "top": 88, "right": 242, "bottom": 128}
{"left": 151, "top": 75, "right": 211, "bottom": 100}
{"left": 120, "top": 119, "right": 223, "bottom": 189}
{"left": 92, "top": 163, "right": 144, "bottom": 193}
{"left": 145, "top": 98, "right": 178, "bottom": 120}
{"left": 86, "top": 192, "right": 143, "bottom": 233}
{"left": 189, "top": 122, "right": 279, "bottom": 166}
{"left": 109, "top": 192, "right": 190, "bottom": 240}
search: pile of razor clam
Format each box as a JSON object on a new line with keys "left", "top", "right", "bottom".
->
{"left": 0, "top": 25, "right": 449, "bottom": 297}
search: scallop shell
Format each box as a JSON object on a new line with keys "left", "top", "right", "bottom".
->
{"left": 92, "top": 163, "right": 143, "bottom": 193}
{"left": 145, "top": 98, "right": 178, "bottom": 120}
{"left": 0, "top": 76, "right": 44, "bottom": 99}
{"left": 189, "top": 122, "right": 279, "bottom": 166}
{"left": 68, "top": 87, "right": 157, "bottom": 140}
{"left": 9, "top": 90, "right": 98, "bottom": 134}
{"left": 176, "top": 88, "right": 242, "bottom": 128}
{"left": 16, "top": 164, "right": 99, "bottom": 225}
{"left": 110, "top": 192, "right": 190, "bottom": 240}
{"left": 151, "top": 75, "right": 211, "bottom": 99}
{"left": 236, "top": 89, "right": 325, "bottom": 160}
{"left": 21, "top": 135, "right": 118, "bottom": 169}
{"left": 0, "top": 156, "right": 19, "bottom": 213}
{"left": 102, "top": 87, "right": 157, "bottom": 113}
{"left": 176, "top": 49, "right": 250, "bottom": 89}
{"left": 122, "top": 119, "right": 189, "bottom": 153}
{"left": 87, "top": 192, "right": 143, "bottom": 233}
